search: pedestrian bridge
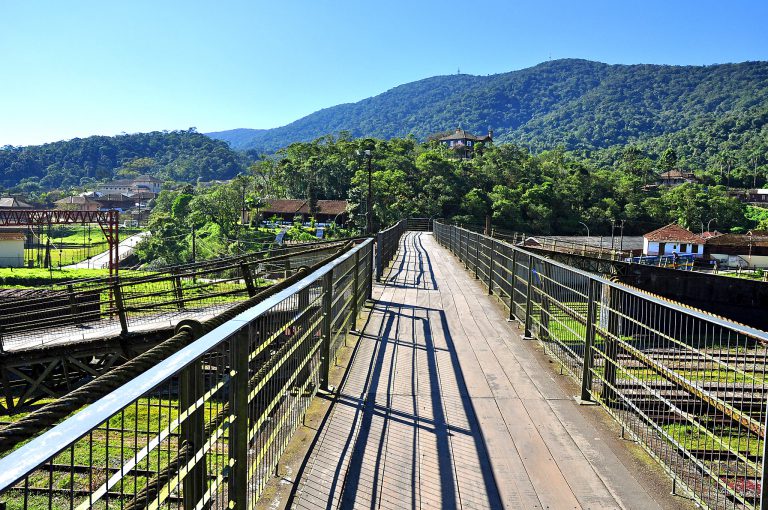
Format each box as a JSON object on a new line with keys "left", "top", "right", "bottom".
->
{"left": 0, "top": 221, "right": 764, "bottom": 510}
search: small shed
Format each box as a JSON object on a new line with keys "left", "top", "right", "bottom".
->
{"left": 0, "top": 230, "right": 26, "bottom": 267}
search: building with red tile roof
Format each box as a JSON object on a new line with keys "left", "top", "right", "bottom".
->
{"left": 642, "top": 223, "right": 705, "bottom": 257}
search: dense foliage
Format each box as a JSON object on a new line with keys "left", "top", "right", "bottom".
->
{"left": 0, "top": 129, "right": 246, "bottom": 193}
{"left": 141, "top": 135, "right": 755, "bottom": 265}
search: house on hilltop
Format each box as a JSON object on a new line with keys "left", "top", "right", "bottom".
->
{"left": 439, "top": 129, "right": 493, "bottom": 159}
{"left": 659, "top": 169, "right": 699, "bottom": 187}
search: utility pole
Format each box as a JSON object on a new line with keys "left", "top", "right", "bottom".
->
{"left": 366, "top": 151, "right": 373, "bottom": 235}
{"left": 191, "top": 225, "right": 196, "bottom": 264}
{"left": 619, "top": 219, "right": 626, "bottom": 252}
{"left": 610, "top": 219, "right": 616, "bottom": 250}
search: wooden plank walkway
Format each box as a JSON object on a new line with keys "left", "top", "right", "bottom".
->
{"left": 290, "top": 231, "right": 671, "bottom": 509}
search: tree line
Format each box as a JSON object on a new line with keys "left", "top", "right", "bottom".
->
{"left": 135, "top": 134, "right": 761, "bottom": 265}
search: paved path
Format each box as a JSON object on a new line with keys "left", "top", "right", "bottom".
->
{"left": 64, "top": 231, "right": 149, "bottom": 269}
{"left": 290, "top": 231, "right": 669, "bottom": 509}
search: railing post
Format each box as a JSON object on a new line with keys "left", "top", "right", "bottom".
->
{"left": 761, "top": 399, "right": 768, "bottom": 509}
{"left": 180, "top": 355, "right": 205, "bottom": 510}
{"left": 352, "top": 249, "right": 360, "bottom": 323}
{"left": 488, "top": 239, "right": 495, "bottom": 295}
{"left": 580, "top": 279, "right": 598, "bottom": 402}
{"left": 66, "top": 284, "right": 80, "bottom": 320}
{"left": 524, "top": 254, "right": 534, "bottom": 339}
{"left": 601, "top": 285, "right": 620, "bottom": 406}
{"left": 375, "top": 233, "right": 383, "bottom": 282}
{"left": 229, "top": 327, "right": 250, "bottom": 508}
{"left": 474, "top": 233, "right": 480, "bottom": 279}
{"left": 320, "top": 271, "right": 333, "bottom": 391}
{"left": 539, "top": 261, "right": 551, "bottom": 340}
{"left": 367, "top": 242, "right": 374, "bottom": 300}
{"left": 172, "top": 270, "right": 184, "bottom": 310}
{"left": 240, "top": 262, "right": 257, "bottom": 297}
{"left": 112, "top": 278, "right": 129, "bottom": 335}
{"left": 509, "top": 250, "right": 518, "bottom": 320}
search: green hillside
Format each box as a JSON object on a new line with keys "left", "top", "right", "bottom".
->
{"left": 207, "top": 59, "right": 768, "bottom": 162}
{"left": 0, "top": 129, "right": 247, "bottom": 193}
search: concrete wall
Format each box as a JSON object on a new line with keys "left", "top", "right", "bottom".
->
{"left": 616, "top": 263, "right": 768, "bottom": 331}
{"left": 709, "top": 253, "right": 768, "bottom": 269}
{"left": 0, "top": 239, "right": 24, "bottom": 267}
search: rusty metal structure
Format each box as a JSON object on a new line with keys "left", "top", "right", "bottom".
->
{"left": 0, "top": 239, "right": 351, "bottom": 413}
{"left": 0, "top": 209, "right": 120, "bottom": 277}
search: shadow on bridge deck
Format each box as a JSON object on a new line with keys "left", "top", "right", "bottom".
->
{"left": 287, "top": 232, "right": 689, "bottom": 509}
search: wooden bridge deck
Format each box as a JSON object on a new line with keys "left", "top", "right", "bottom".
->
{"left": 290, "top": 231, "right": 680, "bottom": 509}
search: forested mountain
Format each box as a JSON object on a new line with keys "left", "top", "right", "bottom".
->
{"left": 0, "top": 129, "right": 246, "bottom": 193}
{"left": 207, "top": 59, "right": 768, "bottom": 161}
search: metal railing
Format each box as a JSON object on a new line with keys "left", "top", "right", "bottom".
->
{"left": 405, "top": 217, "right": 433, "bottom": 231}
{"left": 0, "top": 238, "right": 373, "bottom": 509}
{"left": 434, "top": 222, "right": 768, "bottom": 510}
{"left": 375, "top": 220, "right": 407, "bottom": 280}
{"left": 0, "top": 240, "right": 350, "bottom": 352}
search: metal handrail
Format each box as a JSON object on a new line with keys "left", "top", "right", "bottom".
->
{"left": 0, "top": 238, "right": 374, "bottom": 509}
{"left": 375, "top": 219, "right": 407, "bottom": 280}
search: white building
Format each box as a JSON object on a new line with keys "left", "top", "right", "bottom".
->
{"left": 643, "top": 223, "right": 705, "bottom": 258}
{"left": 0, "top": 231, "right": 26, "bottom": 267}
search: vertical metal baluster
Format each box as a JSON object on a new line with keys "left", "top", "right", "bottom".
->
{"left": 229, "top": 328, "right": 249, "bottom": 508}
{"left": 524, "top": 254, "right": 534, "bottom": 339}
{"left": 488, "top": 239, "right": 496, "bottom": 295}
{"left": 320, "top": 271, "right": 333, "bottom": 391}
{"left": 509, "top": 250, "right": 518, "bottom": 321}
{"left": 581, "top": 279, "right": 598, "bottom": 402}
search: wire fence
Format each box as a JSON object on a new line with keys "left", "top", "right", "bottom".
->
{"left": 0, "top": 240, "right": 352, "bottom": 352}
{"left": 375, "top": 220, "right": 407, "bottom": 281}
{"left": 0, "top": 238, "right": 374, "bottom": 510}
{"left": 434, "top": 221, "right": 768, "bottom": 510}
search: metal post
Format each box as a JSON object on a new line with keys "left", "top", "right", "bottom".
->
{"left": 229, "top": 327, "right": 250, "bottom": 508}
{"left": 240, "top": 262, "right": 256, "bottom": 297}
{"left": 474, "top": 233, "right": 480, "bottom": 279}
{"left": 524, "top": 254, "right": 534, "bottom": 339}
{"left": 375, "top": 233, "right": 383, "bottom": 282}
{"left": 509, "top": 250, "right": 518, "bottom": 320}
{"left": 601, "top": 285, "right": 620, "bottom": 406}
{"left": 761, "top": 399, "right": 768, "bottom": 509}
{"left": 367, "top": 242, "right": 374, "bottom": 300}
{"left": 320, "top": 271, "right": 333, "bottom": 391}
{"left": 580, "top": 279, "right": 598, "bottom": 402}
{"left": 180, "top": 359, "right": 205, "bottom": 510}
{"left": 352, "top": 250, "right": 360, "bottom": 323}
{"left": 539, "top": 261, "right": 551, "bottom": 340}
{"left": 488, "top": 239, "right": 495, "bottom": 295}
{"left": 112, "top": 279, "right": 129, "bottom": 335}
{"left": 66, "top": 284, "right": 80, "bottom": 320}
{"left": 172, "top": 270, "right": 184, "bottom": 310}
{"left": 366, "top": 152, "right": 373, "bottom": 235}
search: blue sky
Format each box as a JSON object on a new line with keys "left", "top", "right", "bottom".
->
{"left": 1, "top": 0, "right": 767, "bottom": 147}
